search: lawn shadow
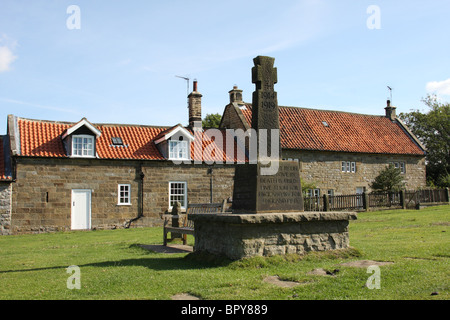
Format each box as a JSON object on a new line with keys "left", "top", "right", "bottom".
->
{"left": 0, "top": 244, "right": 232, "bottom": 274}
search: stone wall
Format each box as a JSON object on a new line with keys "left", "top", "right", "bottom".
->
{"left": 282, "top": 150, "right": 426, "bottom": 194}
{"left": 190, "top": 212, "right": 357, "bottom": 260}
{"left": 0, "top": 182, "right": 12, "bottom": 235}
{"left": 10, "top": 157, "right": 235, "bottom": 234}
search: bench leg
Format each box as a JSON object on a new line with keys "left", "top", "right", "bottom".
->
{"left": 182, "top": 234, "right": 187, "bottom": 245}
{"left": 163, "top": 229, "right": 168, "bottom": 246}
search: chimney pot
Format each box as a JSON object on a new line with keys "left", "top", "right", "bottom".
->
{"left": 229, "top": 85, "right": 243, "bottom": 104}
{"left": 385, "top": 99, "right": 396, "bottom": 121}
{"left": 193, "top": 80, "right": 198, "bottom": 92}
{"left": 188, "top": 80, "right": 202, "bottom": 129}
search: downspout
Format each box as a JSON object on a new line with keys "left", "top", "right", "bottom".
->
{"left": 208, "top": 167, "right": 213, "bottom": 203}
{"left": 125, "top": 163, "right": 145, "bottom": 228}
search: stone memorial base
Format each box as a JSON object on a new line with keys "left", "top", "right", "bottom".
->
{"left": 189, "top": 212, "right": 357, "bottom": 260}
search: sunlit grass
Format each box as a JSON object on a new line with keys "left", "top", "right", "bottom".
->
{"left": 0, "top": 205, "right": 448, "bottom": 300}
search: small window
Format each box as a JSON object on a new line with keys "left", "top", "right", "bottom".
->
{"left": 72, "top": 135, "right": 94, "bottom": 157}
{"left": 169, "top": 140, "right": 189, "bottom": 160}
{"left": 307, "top": 188, "right": 320, "bottom": 197}
{"left": 313, "top": 189, "right": 320, "bottom": 197}
{"left": 169, "top": 181, "right": 187, "bottom": 209}
{"left": 322, "top": 121, "right": 329, "bottom": 127}
{"left": 111, "top": 137, "right": 123, "bottom": 146}
{"left": 118, "top": 184, "right": 131, "bottom": 205}
{"left": 390, "top": 161, "right": 405, "bottom": 174}
{"left": 342, "top": 161, "right": 356, "bottom": 173}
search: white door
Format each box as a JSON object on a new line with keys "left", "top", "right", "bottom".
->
{"left": 71, "top": 189, "right": 91, "bottom": 230}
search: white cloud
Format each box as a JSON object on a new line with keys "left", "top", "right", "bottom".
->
{"left": 426, "top": 78, "right": 450, "bottom": 96}
{"left": 0, "top": 35, "right": 17, "bottom": 72}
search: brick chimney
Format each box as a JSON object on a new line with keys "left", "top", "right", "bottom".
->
{"left": 385, "top": 100, "right": 396, "bottom": 121}
{"left": 229, "top": 85, "right": 243, "bottom": 104}
{"left": 188, "top": 80, "right": 202, "bottom": 128}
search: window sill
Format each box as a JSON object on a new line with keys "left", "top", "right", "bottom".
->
{"left": 117, "top": 203, "right": 132, "bottom": 206}
{"left": 70, "top": 155, "right": 96, "bottom": 159}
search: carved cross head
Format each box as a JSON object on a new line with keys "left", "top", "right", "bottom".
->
{"left": 252, "top": 56, "right": 278, "bottom": 91}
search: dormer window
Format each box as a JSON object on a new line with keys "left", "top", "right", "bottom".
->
{"left": 72, "top": 135, "right": 94, "bottom": 157}
{"left": 169, "top": 138, "right": 188, "bottom": 160}
{"left": 61, "top": 118, "right": 101, "bottom": 158}
{"left": 154, "top": 124, "right": 195, "bottom": 162}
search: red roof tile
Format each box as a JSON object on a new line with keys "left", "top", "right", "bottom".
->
{"left": 241, "top": 104, "right": 425, "bottom": 155}
{"left": 16, "top": 118, "right": 245, "bottom": 162}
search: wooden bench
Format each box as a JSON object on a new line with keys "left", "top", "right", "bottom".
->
{"left": 163, "top": 202, "right": 225, "bottom": 246}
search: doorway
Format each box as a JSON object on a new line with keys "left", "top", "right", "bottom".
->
{"left": 71, "top": 189, "right": 92, "bottom": 230}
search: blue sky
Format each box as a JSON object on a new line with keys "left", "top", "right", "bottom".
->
{"left": 1, "top": 0, "right": 449, "bottom": 134}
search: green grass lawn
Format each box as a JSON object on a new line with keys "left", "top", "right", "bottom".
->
{"left": 0, "top": 205, "right": 448, "bottom": 300}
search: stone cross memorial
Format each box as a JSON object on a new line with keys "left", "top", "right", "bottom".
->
{"left": 189, "top": 56, "right": 357, "bottom": 260}
{"left": 232, "top": 56, "right": 304, "bottom": 213}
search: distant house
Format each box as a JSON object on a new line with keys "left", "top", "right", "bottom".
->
{"left": 0, "top": 82, "right": 426, "bottom": 235}
{"left": 220, "top": 86, "right": 426, "bottom": 196}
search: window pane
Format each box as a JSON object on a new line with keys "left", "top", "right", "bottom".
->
{"left": 170, "top": 182, "right": 186, "bottom": 208}
{"left": 73, "top": 136, "right": 94, "bottom": 157}
{"left": 118, "top": 185, "right": 130, "bottom": 204}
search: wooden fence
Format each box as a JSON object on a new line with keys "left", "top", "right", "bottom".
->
{"left": 304, "top": 188, "right": 449, "bottom": 212}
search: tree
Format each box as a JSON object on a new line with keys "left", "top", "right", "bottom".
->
{"left": 370, "top": 164, "right": 405, "bottom": 192}
{"left": 202, "top": 113, "right": 222, "bottom": 128}
{"left": 398, "top": 95, "right": 450, "bottom": 187}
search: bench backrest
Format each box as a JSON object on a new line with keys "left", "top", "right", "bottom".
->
{"left": 184, "top": 203, "right": 223, "bottom": 228}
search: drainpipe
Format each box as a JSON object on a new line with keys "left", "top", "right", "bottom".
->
{"left": 125, "top": 163, "right": 145, "bottom": 228}
{"left": 208, "top": 167, "right": 213, "bottom": 203}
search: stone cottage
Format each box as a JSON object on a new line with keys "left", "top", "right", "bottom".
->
{"left": 0, "top": 82, "right": 426, "bottom": 235}
{"left": 221, "top": 86, "right": 426, "bottom": 197}
{"left": 0, "top": 81, "right": 240, "bottom": 235}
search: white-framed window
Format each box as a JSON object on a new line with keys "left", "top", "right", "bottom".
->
{"left": 169, "top": 140, "right": 189, "bottom": 160}
{"left": 72, "top": 135, "right": 94, "bottom": 157}
{"left": 118, "top": 184, "right": 131, "bottom": 205}
{"left": 342, "top": 161, "right": 356, "bottom": 173}
{"left": 169, "top": 181, "right": 187, "bottom": 209}
{"left": 391, "top": 161, "right": 406, "bottom": 174}
{"left": 307, "top": 188, "right": 320, "bottom": 197}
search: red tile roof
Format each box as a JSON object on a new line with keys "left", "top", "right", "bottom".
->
{"left": 241, "top": 104, "right": 425, "bottom": 155}
{"left": 16, "top": 118, "right": 245, "bottom": 162}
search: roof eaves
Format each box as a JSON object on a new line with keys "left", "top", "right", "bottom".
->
{"left": 394, "top": 118, "right": 427, "bottom": 154}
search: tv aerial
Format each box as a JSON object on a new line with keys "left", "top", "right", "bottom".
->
{"left": 387, "top": 86, "right": 393, "bottom": 101}
{"left": 176, "top": 75, "right": 190, "bottom": 108}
